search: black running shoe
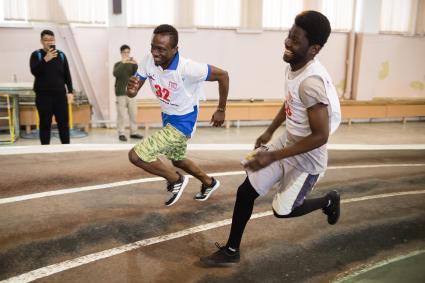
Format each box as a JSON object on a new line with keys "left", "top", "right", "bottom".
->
{"left": 130, "top": 134, "right": 144, "bottom": 139}
{"left": 194, "top": 178, "right": 220, "bottom": 201}
{"left": 200, "top": 243, "right": 240, "bottom": 267}
{"left": 323, "top": 190, "right": 340, "bottom": 225}
{"left": 165, "top": 172, "right": 189, "bottom": 206}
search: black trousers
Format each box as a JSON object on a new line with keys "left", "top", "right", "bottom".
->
{"left": 35, "top": 93, "right": 70, "bottom": 145}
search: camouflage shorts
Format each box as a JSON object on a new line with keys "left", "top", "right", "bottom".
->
{"left": 133, "top": 124, "right": 188, "bottom": 162}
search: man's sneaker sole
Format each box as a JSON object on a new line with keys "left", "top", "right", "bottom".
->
{"left": 194, "top": 179, "right": 220, "bottom": 201}
{"left": 200, "top": 243, "right": 240, "bottom": 267}
{"left": 200, "top": 257, "right": 239, "bottom": 267}
{"left": 165, "top": 175, "right": 189, "bottom": 206}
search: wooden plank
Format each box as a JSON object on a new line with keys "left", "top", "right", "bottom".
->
{"left": 18, "top": 100, "right": 424, "bottom": 128}
{"left": 18, "top": 104, "right": 91, "bottom": 130}
{"left": 136, "top": 100, "right": 425, "bottom": 123}
{"left": 340, "top": 105, "right": 387, "bottom": 119}
{"left": 386, "top": 105, "right": 425, "bottom": 117}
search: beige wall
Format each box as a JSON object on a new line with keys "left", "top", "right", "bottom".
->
{"left": 72, "top": 26, "right": 109, "bottom": 120}
{"left": 0, "top": 24, "right": 68, "bottom": 85}
{"left": 0, "top": 25, "right": 424, "bottom": 122}
{"left": 353, "top": 33, "right": 425, "bottom": 100}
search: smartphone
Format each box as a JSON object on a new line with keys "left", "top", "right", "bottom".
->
{"left": 49, "top": 44, "right": 56, "bottom": 50}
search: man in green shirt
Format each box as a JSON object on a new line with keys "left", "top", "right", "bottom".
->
{"left": 113, "top": 44, "right": 143, "bottom": 141}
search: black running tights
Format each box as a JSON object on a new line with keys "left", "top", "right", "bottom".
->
{"left": 226, "top": 177, "right": 328, "bottom": 250}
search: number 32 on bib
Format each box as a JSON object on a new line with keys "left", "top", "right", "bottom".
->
{"left": 154, "top": 84, "right": 170, "bottom": 102}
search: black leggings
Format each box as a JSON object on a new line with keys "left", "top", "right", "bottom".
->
{"left": 36, "top": 93, "right": 70, "bottom": 145}
{"left": 226, "top": 177, "right": 328, "bottom": 250}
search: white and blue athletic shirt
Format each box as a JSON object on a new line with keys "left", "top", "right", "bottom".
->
{"left": 136, "top": 52, "right": 211, "bottom": 137}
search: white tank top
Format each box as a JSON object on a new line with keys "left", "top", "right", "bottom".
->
{"left": 284, "top": 59, "right": 341, "bottom": 136}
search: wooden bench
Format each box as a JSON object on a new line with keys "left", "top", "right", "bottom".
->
{"left": 137, "top": 99, "right": 425, "bottom": 128}
{"left": 19, "top": 103, "right": 91, "bottom": 133}
{"left": 14, "top": 99, "right": 424, "bottom": 132}
{"left": 136, "top": 100, "right": 284, "bottom": 129}
{"left": 340, "top": 98, "right": 425, "bottom": 125}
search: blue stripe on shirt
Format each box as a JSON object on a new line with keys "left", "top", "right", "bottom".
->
{"left": 206, "top": 64, "right": 212, "bottom": 81}
{"left": 161, "top": 106, "right": 198, "bottom": 137}
{"left": 136, "top": 72, "right": 146, "bottom": 81}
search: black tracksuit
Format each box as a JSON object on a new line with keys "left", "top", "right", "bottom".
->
{"left": 30, "top": 49, "right": 73, "bottom": 144}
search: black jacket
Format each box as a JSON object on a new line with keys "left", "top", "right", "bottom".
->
{"left": 30, "top": 49, "right": 73, "bottom": 94}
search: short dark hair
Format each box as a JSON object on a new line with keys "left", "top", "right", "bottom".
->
{"left": 40, "top": 29, "right": 54, "bottom": 38}
{"left": 120, "top": 44, "right": 130, "bottom": 52}
{"left": 295, "top": 10, "right": 331, "bottom": 47}
{"left": 153, "top": 24, "right": 178, "bottom": 48}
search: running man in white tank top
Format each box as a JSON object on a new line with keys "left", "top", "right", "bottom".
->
{"left": 126, "top": 25, "right": 229, "bottom": 207}
{"left": 201, "top": 11, "right": 342, "bottom": 266}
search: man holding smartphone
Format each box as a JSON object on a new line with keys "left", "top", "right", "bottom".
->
{"left": 29, "top": 29, "right": 74, "bottom": 145}
{"left": 113, "top": 44, "right": 143, "bottom": 142}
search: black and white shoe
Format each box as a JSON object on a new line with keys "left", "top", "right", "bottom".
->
{"left": 200, "top": 242, "right": 240, "bottom": 267}
{"left": 165, "top": 172, "right": 189, "bottom": 206}
{"left": 323, "top": 190, "right": 340, "bottom": 225}
{"left": 130, "top": 134, "right": 144, "bottom": 139}
{"left": 194, "top": 178, "right": 220, "bottom": 201}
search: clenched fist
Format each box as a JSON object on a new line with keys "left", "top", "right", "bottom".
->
{"left": 126, "top": 76, "right": 141, "bottom": 98}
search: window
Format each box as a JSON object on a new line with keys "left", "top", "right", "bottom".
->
{"left": 1, "top": 0, "right": 107, "bottom": 24}
{"left": 321, "top": 0, "right": 354, "bottom": 31}
{"left": 1, "top": 0, "right": 28, "bottom": 22}
{"left": 380, "top": 0, "right": 413, "bottom": 33}
{"left": 194, "top": 0, "right": 240, "bottom": 28}
{"left": 127, "top": 0, "right": 175, "bottom": 26}
{"left": 58, "top": 0, "right": 107, "bottom": 24}
{"left": 264, "top": 0, "right": 354, "bottom": 31}
{"left": 262, "top": 0, "right": 302, "bottom": 29}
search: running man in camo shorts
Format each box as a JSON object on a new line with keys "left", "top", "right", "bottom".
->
{"left": 201, "top": 11, "right": 342, "bottom": 266}
{"left": 126, "top": 24, "right": 229, "bottom": 207}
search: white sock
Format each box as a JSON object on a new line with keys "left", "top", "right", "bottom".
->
{"left": 228, "top": 247, "right": 237, "bottom": 252}
{"left": 326, "top": 199, "right": 332, "bottom": 207}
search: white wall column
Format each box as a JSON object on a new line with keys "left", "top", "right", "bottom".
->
{"left": 354, "top": 0, "right": 381, "bottom": 33}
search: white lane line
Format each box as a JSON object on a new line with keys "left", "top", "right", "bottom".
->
{"left": 328, "top": 144, "right": 425, "bottom": 151}
{"left": 0, "top": 171, "right": 245, "bottom": 205}
{"left": 1, "top": 164, "right": 425, "bottom": 205}
{"left": 2, "top": 189, "right": 425, "bottom": 283}
{"left": 0, "top": 177, "right": 162, "bottom": 205}
{"left": 1, "top": 143, "right": 425, "bottom": 155}
{"left": 327, "top": 163, "right": 425, "bottom": 169}
{"left": 0, "top": 144, "right": 132, "bottom": 155}
{"left": 341, "top": 190, "right": 425, "bottom": 203}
